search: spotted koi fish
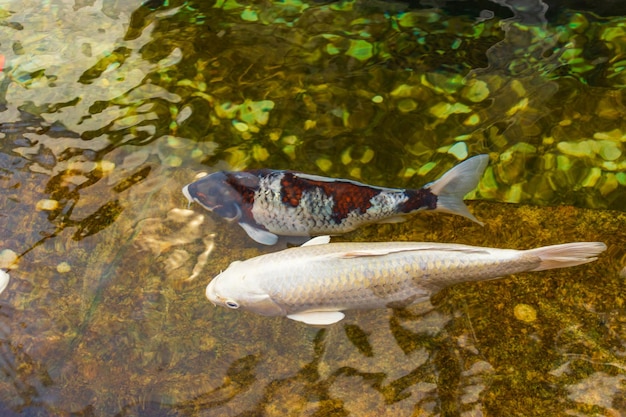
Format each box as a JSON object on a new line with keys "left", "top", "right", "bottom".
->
{"left": 182, "top": 155, "right": 489, "bottom": 245}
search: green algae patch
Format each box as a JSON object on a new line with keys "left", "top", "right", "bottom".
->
{"left": 346, "top": 201, "right": 625, "bottom": 417}
{"left": 462, "top": 79, "right": 490, "bottom": 103}
{"left": 240, "top": 8, "right": 259, "bottom": 22}
{"left": 598, "top": 141, "right": 622, "bottom": 161}
{"left": 558, "top": 140, "right": 595, "bottom": 157}
{"left": 417, "top": 161, "right": 437, "bottom": 176}
{"left": 429, "top": 102, "right": 471, "bottom": 119}
{"left": 397, "top": 98, "right": 417, "bottom": 113}
{"left": 448, "top": 141, "right": 468, "bottom": 160}
{"left": 390, "top": 84, "right": 423, "bottom": 98}
{"left": 216, "top": 99, "right": 275, "bottom": 127}
{"left": 346, "top": 39, "right": 373, "bottom": 61}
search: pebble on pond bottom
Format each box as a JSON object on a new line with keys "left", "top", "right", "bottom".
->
{"left": 514, "top": 303, "right": 538, "bottom": 322}
{"left": 57, "top": 262, "right": 72, "bottom": 273}
{"left": 0, "top": 249, "right": 18, "bottom": 269}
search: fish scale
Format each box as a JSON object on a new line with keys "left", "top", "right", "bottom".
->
{"left": 182, "top": 155, "right": 490, "bottom": 245}
{"left": 291, "top": 250, "right": 518, "bottom": 309}
{"left": 206, "top": 239, "right": 606, "bottom": 325}
{"left": 278, "top": 249, "right": 483, "bottom": 303}
{"left": 251, "top": 178, "right": 403, "bottom": 234}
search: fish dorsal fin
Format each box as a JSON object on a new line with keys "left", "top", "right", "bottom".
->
{"left": 238, "top": 222, "right": 279, "bottom": 245}
{"left": 339, "top": 248, "right": 417, "bottom": 258}
{"left": 301, "top": 236, "right": 331, "bottom": 247}
{"left": 337, "top": 244, "right": 490, "bottom": 259}
{"left": 294, "top": 172, "right": 364, "bottom": 185}
{"left": 287, "top": 311, "right": 345, "bottom": 325}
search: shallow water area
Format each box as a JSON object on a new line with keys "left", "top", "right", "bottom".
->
{"left": 0, "top": 0, "right": 625, "bottom": 415}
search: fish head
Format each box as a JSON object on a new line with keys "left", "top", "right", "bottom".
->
{"left": 182, "top": 171, "right": 260, "bottom": 221}
{"left": 206, "top": 260, "right": 284, "bottom": 317}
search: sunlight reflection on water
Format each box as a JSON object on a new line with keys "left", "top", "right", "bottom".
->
{"left": 0, "top": 0, "right": 625, "bottom": 415}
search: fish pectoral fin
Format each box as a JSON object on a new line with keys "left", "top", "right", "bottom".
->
{"left": 376, "top": 215, "right": 406, "bottom": 224}
{"left": 239, "top": 223, "right": 279, "bottom": 245}
{"left": 301, "top": 236, "right": 331, "bottom": 247}
{"left": 0, "top": 269, "right": 9, "bottom": 295}
{"left": 287, "top": 311, "right": 345, "bottom": 325}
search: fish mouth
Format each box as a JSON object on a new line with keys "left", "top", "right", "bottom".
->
{"left": 182, "top": 184, "right": 219, "bottom": 213}
{"left": 206, "top": 278, "right": 218, "bottom": 305}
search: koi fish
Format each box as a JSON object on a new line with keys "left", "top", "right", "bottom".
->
{"left": 182, "top": 155, "right": 489, "bottom": 245}
{"left": 206, "top": 236, "right": 606, "bottom": 325}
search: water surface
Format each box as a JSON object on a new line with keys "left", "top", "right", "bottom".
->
{"left": 0, "top": 0, "right": 625, "bottom": 415}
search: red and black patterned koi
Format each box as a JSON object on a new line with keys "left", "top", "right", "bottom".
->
{"left": 182, "top": 155, "right": 488, "bottom": 245}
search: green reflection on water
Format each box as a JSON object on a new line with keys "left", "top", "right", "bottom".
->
{"left": 41, "top": 0, "right": 626, "bottom": 208}
{"left": 0, "top": 0, "right": 625, "bottom": 416}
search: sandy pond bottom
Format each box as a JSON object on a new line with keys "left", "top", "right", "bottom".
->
{"left": 1, "top": 195, "right": 624, "bottom": 416}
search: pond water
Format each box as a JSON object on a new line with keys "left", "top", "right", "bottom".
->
{"left": 0, "top": 0, "right": 625, "bottom": 415}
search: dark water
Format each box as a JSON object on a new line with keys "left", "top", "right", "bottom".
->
{"left": 0, "top": 0, "right": 625, "bottom": 415}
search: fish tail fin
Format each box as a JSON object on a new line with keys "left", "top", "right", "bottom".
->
{"left": 427, "top": 154, "right": 489, "bottom": 225}
{"left": 526, "top": 242, "right": 607, "bottom": 271}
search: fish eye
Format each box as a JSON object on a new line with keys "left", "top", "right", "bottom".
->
{"left": 215, "top": 203, "right": 242, "bottom": 221}
{"left": 225, "top": 300, "right": 239, "bottom": 309}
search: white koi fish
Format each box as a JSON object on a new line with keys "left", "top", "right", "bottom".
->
{"left": 183, "top": 155, "right": 489, "bottom": 245}
{"left": 206, "top": 237, "right": 606, "bottom": 325}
